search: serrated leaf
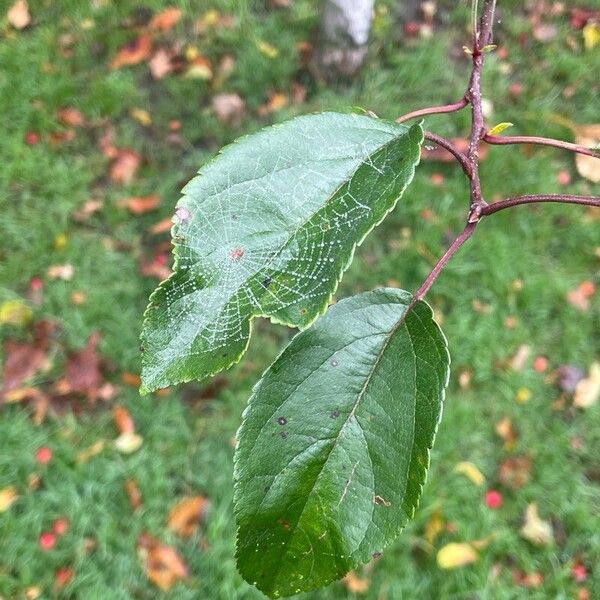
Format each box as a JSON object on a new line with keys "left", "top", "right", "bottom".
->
{"left": 233, "top": 288, "right": 449, "bottom": 597}
{"left": 140, "top": 114, "right": 423, "bottom": 393}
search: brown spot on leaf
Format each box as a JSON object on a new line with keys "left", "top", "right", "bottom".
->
{"left": 374, "top": 495, "right": 391, "bottom": 507}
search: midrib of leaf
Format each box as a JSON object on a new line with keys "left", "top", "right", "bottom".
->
{"left": 255, "top": 299, "right": 415, "bottom": 589}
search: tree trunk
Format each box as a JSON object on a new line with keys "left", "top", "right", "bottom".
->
{"left": 314, "top": 0, "right": 375, "bottom": 80}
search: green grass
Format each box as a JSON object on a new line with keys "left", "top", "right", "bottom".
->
{"left": 1, "top": 1, "right": 599, "bottom": 598}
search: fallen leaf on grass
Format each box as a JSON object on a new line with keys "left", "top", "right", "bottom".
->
{"left": 512, "top": 569, "right": 544, "bottom": 588}
{"left": 0, "top": 486, "right": 18, "bottom": 512}
{"left": 109, "top": 149, "right": 141, "bottom": 185}
{"left": 115, "top": 431, "right": 143, "bottom": 454}
{"left": 573, "top": 362, "right": 600, "bottom": 408}
{"left": 573, "top": 124, "right": 600, "bottom": 183}
{"left": 47, "top": 264, "right": 74, "bottom": 280}
{"left": 72, "top": 199, "right": 103, "bottom": 221}
{"left": 138, "top": 534, "right": 189, "bottom": 591}
{"left": 184, "top": 56, "right": 212, "bottom": 80}
{"left": 1, "top": 320, "right": 53, "bottom": 398}
{"left": 149, "top": 7, "right": 182, "bottom": 31}
{"left": 149, "top": 49, "right": 173, "bottom": 80}
{"left": 117, "top": 195, "right": 160, "bottom": 215}
{"left": 167, "top": 496, "right": 210, "bottom": 537}
{"left": 212, "top": 93, "right": 245, "bottom": 126}
{"left": 110, "top": 35, "right": 152, "bottom": 70}
{"left": 113, "top": 405, "right": 135, "bottom": 434}
{"left": 140, "top": 255, "right": 172, "bottom": 280}
{"left": 454, "top": 462, "right": 485, "bottom": 486}
{"left": 424, "top": 508, "right": 444, "bottom": 545}
{"left": 149, "top": 217, "right": 173, "bottom": 235}
{"left": 75, "top": 440, "right": 105, "bottom": 465}
{"left": 55, "top": 332, "right": 103, "bottom": 402}
{"left": 125, "top": 479, "right": 142, "bottom": 510}
{"left": 495, "top": 417, "right": 518, "bottom": 450}
{"left": 7, "top": 0, "right": 30, "bottom": 29}
{"left": 497, "top": 455, "right": 532, "bottom": 489}
{"left": 0, "top": 299, "right": 32, "bottom": 326}
{"left": 437, "top": 542, "right": 479, "bottom": 569}
{"left": 520, "top": 503, "right": 553, "bottom": 546}
{"left": 566, "top": 280, "right": 596, "bottom": 311}
{"left": 342, "top": 571, "right": 370, "bottom": 593}
{"left": 257, "top": 91, "right": 288, "bottom": 116}
{"left": 56, "top": 107, "right": 85, "bottom": 127}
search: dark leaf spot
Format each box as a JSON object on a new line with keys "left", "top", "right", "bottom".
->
{"left": 277, "top": 416, "right": 287, "bottom": 425}
{"left": 330, "top": 410, "right": 340, "bottom": 419}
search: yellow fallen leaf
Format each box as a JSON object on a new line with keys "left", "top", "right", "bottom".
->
{"left": 0, "top": 299, "right": 32, "bottom": 326}
{"left": 573, "top": 362, "right": 600, "bottom": 408}
{"left": 115, "top": 431, "right": 143, "bottom": 454}
{"left": 257, "top": 40, "right": 279, "bottom": 58}
{"left": 437, "top": 542, "right": 478, "bottom": 569}
{"left": 167, "top": 496, "right": 210, "bottom": 537}
{"left": 454, "top": 461, "right": 485, "bottom": 486}
{"left": 424, "top": 508, "right": 444, "bottom": 545}
{"left": 130, "top": 108, "right": 152, "bottom": 126}
{"left": 520, "top": 503, "right": 553, "bottom": 546}
{"left": 583, "top": 23, "right": 600, "bottom": 51}
{"left": 76, "top": 440, "right": 105, "bottom": 464}
{"left": 0, "top": 486, "right": 18, "bottom": 512}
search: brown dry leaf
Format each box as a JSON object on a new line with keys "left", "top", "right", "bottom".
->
{"left": 110, "top": 149, "right": 141, "bottom": 185}
{"left": 520, "top": 503, "right": 554, "bottom": 546}
{"left": 437, "top": 542, "right": 479, "bottom": 569}
{"left": 125, "top": 479, "right": 142, "bottom": 510}
{"left": 138, "top": 533, "right": 189, "bottom": 591}
{"left": 573, "top": 124, "right": 600, "bottom": 183}
{"left": 0, "top": 486, "right": 18, "bottom": 512}
{"left": 58, "top": 332, "right": 103, "bottom": 401}
{"left": 149, "top": 49, "right": 173, "bottom": 80}
{"left": 1, "top": 321, "right": 53, "bottom": 398}
{"left": 118, "top": 195, "right": 160, "bottom": 215}
{"left": 497, "top": 455, "right": 532, "bottom": 489}
{"left": 212, "top": 93, "right": 245, "bottom": 126}
{"left": 75, "top": 440, "right": 105, "bottom": 464}
{"left": 342, "top": 571, "right": 370, "bottom": 593}
{"left": 110, "top": 35, "right": 153, "bottom": 70}
{"left": 149, "top": 7, "right": 182, "bottom": 31}
{"left": 495, "top": 417, "right": 518, "bottom": 450}
{"left": 57, "top": 107, "right": 85, "bottom": 127}
{"left": 167, "top": 496, "right": 210, "bottom": 537}
{"left": 573, "top": 362, "right": 600, "bottom": 408}
{"left": 7, "top": 0, "right": 30, "bottom": 29}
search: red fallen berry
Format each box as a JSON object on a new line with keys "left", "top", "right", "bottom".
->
{"left": 29, "top": 277, "right": 44, "bottom": 291}
{"left": 52, "top": 518, "right": 69, "bottom": 536}
{"left": 533, "top": 356, "right": 548, "bottom": 372}
{"left": 485, "top": 489, "right": 503, "bottom": 509}
{"left": 55, "top": 567, "right": 74, "bottom": 587}
{"left": 39, "top": 532, "right": 56, "bottom": 550}
{"left": 35, "top": 446, "right": 53, "bottom": 464}
{"left": 25, "top": 131, "right": 40, "bottom": 145}
{"left": 571, "top": 562, "right": 587, "bottom": 583}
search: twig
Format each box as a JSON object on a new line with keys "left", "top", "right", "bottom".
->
{"left": 481, "top": 194, "right": 600, "bottom": 215}
{"left": 483, "top": 133, "right": 600, "bottom": 159}
{"left": 423, "top": 132, "right": 472, "bottom": 177}
{"left": 413, "top": 223, "right": 477, "bottom": 301}
{"left": 395, "top": 98, "right": 468, "bottom": 124}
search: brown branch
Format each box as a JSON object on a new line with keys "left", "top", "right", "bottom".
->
{"left": 423, "top": 132, "right": 472, "bottom": 177}
{"left": 483, "top": 133, "right": 600, "bottom": 159}
{"left": 395, "top": 98, "right": 468, "bottom": 124}
{"left": 481, "top": 194, "right": 600, "bottom": 216}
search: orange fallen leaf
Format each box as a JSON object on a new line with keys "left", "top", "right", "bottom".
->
{"left": 110, "top": 35, "right": 153, "bottom": 70}
{"left": 113, "top": 405, "right": 135, "bottom": 435}
{"left": 138, "top": 534, "right": 189, "bottom": 591}
{"left": 7, "top": 0, "right": 30, "bottom": 29}
{"left": 167, "top": 496, "right": 210, "bottom": 537}
{"left": 566, "top": 280, "right": 596, "bottom": 312}
{"left": 149, "top": 7, "right": 182, "bottom": 31}
{"left": 149, "top": 217, "right": 173, "bottom": 235}
{"left": 117, "top": 195, "right": 160, "bottom": 215}
{"left": 110, "top": 149, "right": 141, "bottom": 185}
{"left": 121, "top": 372, "right": 142, "bottom": 386}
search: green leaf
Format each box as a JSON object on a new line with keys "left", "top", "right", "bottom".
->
{"left": 233, "top": 288, "right": 449, "bottom": 598}
{"left": 140, "top": 114, "right": 423, "bottom": 393}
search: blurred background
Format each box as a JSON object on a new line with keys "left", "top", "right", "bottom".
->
{"left": 1, "top": 1, "right": 599, "bottom": 598}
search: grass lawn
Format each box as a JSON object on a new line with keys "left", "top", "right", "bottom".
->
{"left": 1, "top": 1, "right": 599, "bottom": 598}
